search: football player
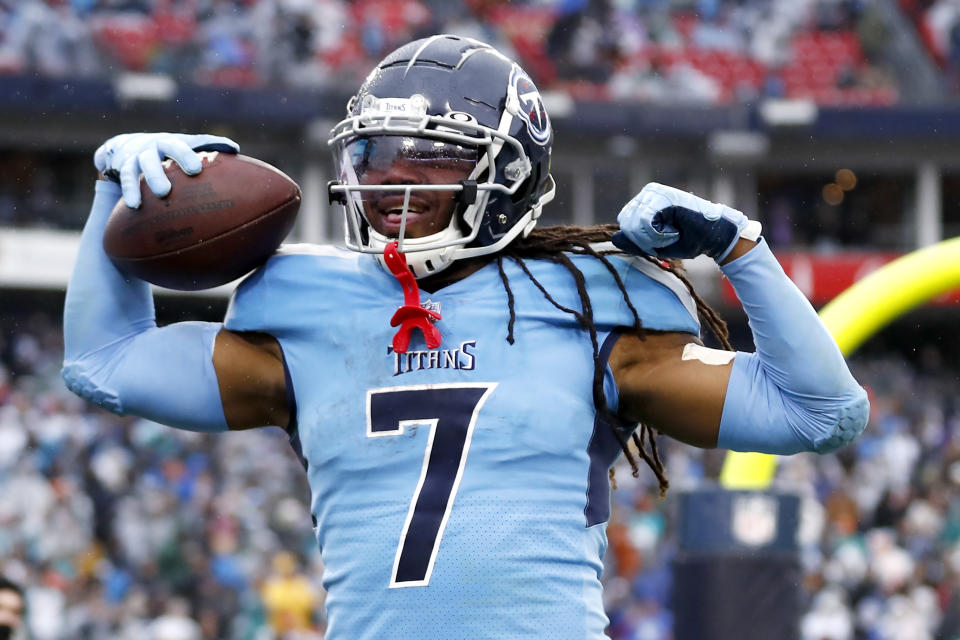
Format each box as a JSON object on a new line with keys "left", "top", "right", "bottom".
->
{"left": 63, "top": 35, "right": 868, "bottom": 639}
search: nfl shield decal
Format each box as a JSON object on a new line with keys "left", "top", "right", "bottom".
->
{"left": 731, "top": 494, "right": 779, "bottom": 547}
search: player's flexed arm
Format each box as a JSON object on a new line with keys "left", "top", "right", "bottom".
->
{"left": 62, "top": 133, "right": 289, "bottom": 431}
{"left": 609, "top": 183, "right": 869, "bottom": 454}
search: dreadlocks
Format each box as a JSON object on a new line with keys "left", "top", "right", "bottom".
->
{"left": 496, "top": 223, "right": 733, "bottom": 497}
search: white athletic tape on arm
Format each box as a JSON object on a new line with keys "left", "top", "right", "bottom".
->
{"left": 740, "top": 219, "right": 763, "bottom": 242}
{"left": 681, "top": 343, "right": 736, "bottom": 366}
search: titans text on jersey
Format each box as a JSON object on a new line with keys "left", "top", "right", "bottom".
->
{"left": 388, "top": 340, "right": 476, "bottom": 376}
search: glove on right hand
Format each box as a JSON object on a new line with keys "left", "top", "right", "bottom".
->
{"left": 93, "top": 133, "right": 239, "bottom": 208}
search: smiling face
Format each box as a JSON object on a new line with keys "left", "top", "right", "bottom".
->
{"left": 344, "top": 136, "right": 479, "bottom": 239}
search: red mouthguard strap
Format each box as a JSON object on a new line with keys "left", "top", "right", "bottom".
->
{"left": 383, "top": 241, "right": 442, "bottom": 353}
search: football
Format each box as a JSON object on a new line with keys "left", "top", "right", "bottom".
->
{"left": 103, "top": 152, "right": 301, "bottom": 291}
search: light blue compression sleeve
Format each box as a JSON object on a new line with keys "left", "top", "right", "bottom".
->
{"left": 61, "top": 180, "right": 228, "bottom": 431}
{"left": 718, "top": 239, "right": 869, "bottom": 454}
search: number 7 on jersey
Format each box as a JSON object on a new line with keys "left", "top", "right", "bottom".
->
{"left": 366, "top": 383, "right": 497, "bottom": 588}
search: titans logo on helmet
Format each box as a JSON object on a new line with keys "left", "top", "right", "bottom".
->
{"left": 508, "top": 65, "right": 551, "bottom": 146}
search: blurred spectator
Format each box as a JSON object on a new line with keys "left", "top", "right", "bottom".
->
{"left": 260, "top": 551, "right": 320, "bottom": 638}
{"left": 547, "top": 0, "right": 622, "bottom": 84}
{"left": 0, "top": 0, "right": 98, "bottom": 77}
{"left": 0, "top": 576, "right": 24, "bottom": 640}
{"left": 150, "top": 598, "right": 200, "bottom": 640}
{"left": 801, "top": 587, "right": 854, "bottom": 640}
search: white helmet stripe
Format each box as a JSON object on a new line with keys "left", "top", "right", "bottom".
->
{"left": 403, "top": 34, "right": 446, "bottom": 77}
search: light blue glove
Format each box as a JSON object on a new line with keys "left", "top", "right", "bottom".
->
{"left": 93, "top": 132, "right": 239, "bottom": 208}
{"left": 612, "top": 182, "right": 761, "bottom": 261}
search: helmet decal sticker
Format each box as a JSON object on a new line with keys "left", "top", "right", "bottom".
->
{"left": 509, "top": 65, "right": 551, "bottom": 146}
{"left": 360, "top": 94, "right": 428, "bottom": 119}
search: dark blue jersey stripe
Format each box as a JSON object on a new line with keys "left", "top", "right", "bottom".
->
{"left": 584, "top": 329, "right": 636, "bottom": 527}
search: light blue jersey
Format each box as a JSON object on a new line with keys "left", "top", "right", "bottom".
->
{"left": 224, "top": 245, "right": 699, "bottom": 639}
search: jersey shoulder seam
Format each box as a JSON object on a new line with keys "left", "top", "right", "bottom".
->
{"left": 587, "top": 243, "right": 699, "bottom": 323}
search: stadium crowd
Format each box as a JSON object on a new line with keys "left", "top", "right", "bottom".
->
{"left": 0, "top": 311, "right": 956, "bottom": 639}
{"left": 0, "top": 0, "right": 899, "bottom": 105}
{"left": 0, "top": 312, "right": 323, "bottom": 639}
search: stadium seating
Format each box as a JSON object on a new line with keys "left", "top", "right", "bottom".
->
{"left": 0, "top": 0, "right": 911, "bottom": 105}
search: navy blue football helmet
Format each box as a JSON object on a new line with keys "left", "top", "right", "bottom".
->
{"left": 328, "top": 34, "right": 555, "bottom": 278}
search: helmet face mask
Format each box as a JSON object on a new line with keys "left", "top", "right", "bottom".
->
{"left": 328, "top": 35, "right": 555, "bottom": 279}
{"left": 340, "top": 135, "right": 481, "bottom": 244}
